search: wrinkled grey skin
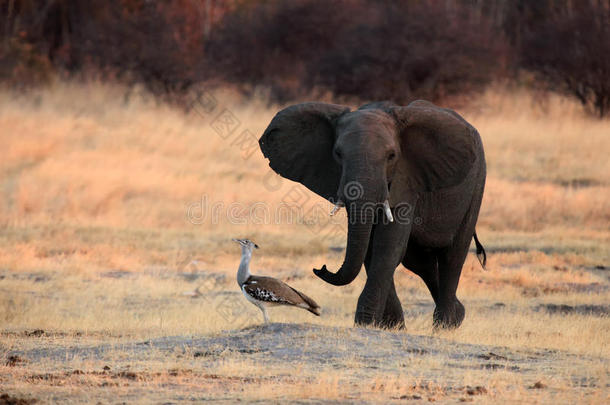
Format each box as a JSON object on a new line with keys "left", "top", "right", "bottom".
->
{"left": 259, "top": 100, "right": 486, "bottom": 329}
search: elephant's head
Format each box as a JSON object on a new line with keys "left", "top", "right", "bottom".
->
{"left": 259, "top": 100, "right": 476, "bottom": 286}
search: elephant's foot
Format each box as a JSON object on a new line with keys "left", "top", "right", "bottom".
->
{"left": 380, "top": 303, "right": 405, "bottom": 330}
{"left": 354, "top": 311, "right": 405, "bottom": 330}
{"left": 433, "top": 299, "right": 465, "bottom": 329}
{"left": 354, "top": 310, "right": 376, "bottom": 327}
{"left": 380, "top": 315, "right": 405, "bottom": 330}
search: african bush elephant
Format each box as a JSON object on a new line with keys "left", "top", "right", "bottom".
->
{"left": 258, "top": 100, "right": 486, "bottom": 329}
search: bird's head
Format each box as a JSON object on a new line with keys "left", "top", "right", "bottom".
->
{"left": 232, "top": 238, "right": 259, "bottom": 251}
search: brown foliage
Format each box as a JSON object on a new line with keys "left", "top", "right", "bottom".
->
{"left": 206, "top": 0, "right": 508, "bottom": 103}
{"left": 1, "top": 0, "right": 608, "bottom": 116}
{"left": 0, "top": 0, "right": 231, "bottom": 93}
{"left": 520, "top": 2, "right": 610, "bottom": 117}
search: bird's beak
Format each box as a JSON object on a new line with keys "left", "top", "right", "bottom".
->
{"left": 231, "top": 238, "right": 241, "bottom": 244}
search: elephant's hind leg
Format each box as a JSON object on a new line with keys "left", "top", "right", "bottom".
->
{"left": 403, "top": 239, "right": 468, "bottom": 329}
{"left": 433, "top": 226, "right": 474, "bottom": 329}
{"left": 402, "top": 242, "right": 440, "bottom": 305}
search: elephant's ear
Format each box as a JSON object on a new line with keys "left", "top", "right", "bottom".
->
{"left": 391, "top": 101, "right": 477, "bottom": 192}
{"left": 259, "top": 102, "right": 350, "bottom": 201}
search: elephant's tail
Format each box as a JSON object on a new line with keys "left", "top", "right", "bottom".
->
{"left": 473, "top": 231, "right": 487, "bottom": 270}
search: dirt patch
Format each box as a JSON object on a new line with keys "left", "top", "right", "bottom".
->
{"left": 0, "top": 393, "right": 37, "bottom": 405}
{"left": 0, "top": 272, "right": 50, "bottom": 283}
{"left": 5, "top": 355, "right": 26, "bottom": 367}
{"left": 557, "top": 178, "right": 602, "bottom": 188}
{"left": 465, "top": 385, "right": 488, "bottom": 395}
{"left": 100, "top": 270, "right": 135, "bottom": 279}
{"left": 477, "top": 352, "right": 508, "bottom": 361}
{"left": 24, "top": 330, "right": 45, "bottom": 337}
{"left": 536, "top": 304, "right": 610, "bottom": 316}
{"left": 530, "top": 381, "right": 547, "bottom": 389}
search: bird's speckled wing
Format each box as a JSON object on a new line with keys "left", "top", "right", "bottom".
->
{"left": 242, "top": 276, "right": 320, "bottom": 313}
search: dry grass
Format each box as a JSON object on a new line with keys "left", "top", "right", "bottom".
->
{"left": 0, "top": 82, "right": 608, "bottom": 403}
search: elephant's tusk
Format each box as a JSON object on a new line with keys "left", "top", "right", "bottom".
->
{"left": 383, "top": 200, "right": 394, "bottom": 222}
{"left": 330, "top": 201, "right": 343, "bottom": 216}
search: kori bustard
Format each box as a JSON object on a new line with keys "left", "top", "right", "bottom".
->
{"left": 233, "top": 238, "right": 320, "bottom": 323}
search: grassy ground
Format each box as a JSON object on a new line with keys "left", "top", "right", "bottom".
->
{"left": 0, "top": 82, "right": 608, "bottom": 403}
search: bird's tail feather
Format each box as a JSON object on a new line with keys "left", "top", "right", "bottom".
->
{"left": 305, "top": 306, "right": 321, "bottom": 316}
{"left": 290, "top": 287, "right": 321, "bottom": 316}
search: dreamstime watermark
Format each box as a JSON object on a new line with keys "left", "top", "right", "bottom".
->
{"left": 188, "top": 90, "right": 259, "bottom": 161}
{"left": 186, "top": 195, "right": 420, "bottom": 227}
{"left": 343, "top": 181, "right": 364, "bottom": 200}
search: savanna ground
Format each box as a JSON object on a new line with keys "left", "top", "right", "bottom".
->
{"left": 0, "top": 83, "right": 608, "bottom": 403}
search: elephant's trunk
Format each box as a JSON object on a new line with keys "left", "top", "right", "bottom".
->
{"left": 313, "top": 203, "right": 374, "bottom": 286}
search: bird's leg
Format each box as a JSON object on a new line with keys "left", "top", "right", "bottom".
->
{"left": 260, "top": 306, "right": 269, "bottom": 324}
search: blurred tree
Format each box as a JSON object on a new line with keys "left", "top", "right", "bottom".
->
{"left": 1, "top": 0, "right": 608, "bottom": 117}
{"left": 0, "top": 0, "right": 234, "bottom": 93}
{"left": 311, "top": 1, "right": 507, "bottom": 104}
{"left": 205, "top": 0, "right": 507, "bottom": 104}
{"left": 520, "top": 1, "right": 610, "bottom": 117}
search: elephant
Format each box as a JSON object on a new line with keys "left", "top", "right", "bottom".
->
{"left": 258, "top": 100, "right": 486, "bottom": 329}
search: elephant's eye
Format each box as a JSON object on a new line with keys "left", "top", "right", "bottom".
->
{"left": 388, "top": 152, "right": 396, "bottom": 161}
{"left": 334, "top": 149, "right": 342, "bottom": 161}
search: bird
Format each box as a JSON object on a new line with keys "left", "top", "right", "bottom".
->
{"left": 232, "top": 238, "right": 320, "bottom": 323}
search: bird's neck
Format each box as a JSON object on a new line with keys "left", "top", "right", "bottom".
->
{"left": 237, "top": 247, "right": 252, "bottom": 286}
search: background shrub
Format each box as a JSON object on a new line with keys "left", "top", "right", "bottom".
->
{"left": 1, "top": 0, "right": 608, "bottom": 116}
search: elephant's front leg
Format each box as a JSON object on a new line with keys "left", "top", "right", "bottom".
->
{"left": 381, "top": 279, "right": 405, "bottom": 329}
{"left": 355, "top": 218, "right": 411, "bottom": 327}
